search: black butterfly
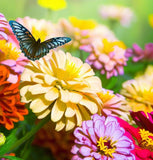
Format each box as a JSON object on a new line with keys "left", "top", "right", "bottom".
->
{"left": 9, "top": 20, "right": 71, "bottom": 60}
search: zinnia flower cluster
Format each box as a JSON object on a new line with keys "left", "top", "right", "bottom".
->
{"left": 59, "top": 17, "right": 116, "bottom": 50}
{"left": 71, "top": 114, "right": 135, "bottom": 159}
{"left": 20, "top": 50, "right": 102, "bottom": 131}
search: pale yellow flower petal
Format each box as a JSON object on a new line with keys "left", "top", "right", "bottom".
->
{"left": 65, "top": 103, "right": 76, "bottom": 117}
{"left": 32, "top": 73, "right": 45, "bottom": 84}
{"left": 52, "top": 50, "right": 66, "bottom": 69}
{"left": 21, "top": 68, "right": 34, "bottom": 81}
{"left": 68, "top": 91, "right": 83, "bottom": 103}
{"left": 79, "top": 63, "right": 95, "bottom": 77}
{"left": 60, "top": 89, "right": 69, "bottom": 103}
{"left": 37, "top": 108, "right": 51, "bottom": 119}
{"left": 30, "top": 97, "right": 51, "bottom": 113}
{"left": 80, "top": 99, "right": 98, "bottom": 114}
{"left": 51, "top": 100, "right": 66, "bottom": 122}
{"left": 44, "top": 87, "right": 59, "bottom": 101}
{"left": 86, "top": 76, "right": 103, "bottom": 92}
{"left": 55, "top": 119, "right": 65, "bottom": 131}
{"left": 28, "top": 84, "right": 50, "bottom": 95}
{"left": 44, "top": 75, "right": 57, "bottom": 85}
{"left": 65, "top": 117, "right": 76, "bottom": 131}
{"left": 66, "top": 52, "right": 83, "bottom": 68}
{"left": 74, "top": 106, "right": 82, "bottom": 126}
{"left": 79, "top": 104, "right": 91, "bottom": 120}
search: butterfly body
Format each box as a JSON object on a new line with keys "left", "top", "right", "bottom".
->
{"left": 9, "top": 20, "right": 71, "bottom": 60}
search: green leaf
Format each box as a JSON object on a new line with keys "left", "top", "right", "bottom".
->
{"left": 0, "top": 155, "right": 23, "bottom": 160}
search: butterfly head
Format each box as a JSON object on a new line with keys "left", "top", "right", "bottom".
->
{"left": 37, "top": 38, "right": 41, "bottom": 43}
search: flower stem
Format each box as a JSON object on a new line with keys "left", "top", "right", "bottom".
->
{"left": 8, "top": 115, "right": 50, "bottom": 153}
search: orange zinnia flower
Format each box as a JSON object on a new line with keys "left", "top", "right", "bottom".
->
{"left": 0, "top": 64, "right": 28, "bottom": 130}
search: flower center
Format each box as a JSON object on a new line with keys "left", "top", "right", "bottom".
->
{"left": 139, "top": 129, "right": 153, "bottom": 151}
{"left": 55, "top": 60, "right": 81, "bottom": 81}
{"left": 97, "top": 91, "right": 115, "bottom": 103}
{"left": 97, "top": 137, "right": 116, "bottom": 158}
{"left": 69, "top": 16, "right": 97, "bottom": 30}
{"left": 31, "top": 26, "right": 47, "bottom": 42}
{"left": 101, "top": 39, "right": 126, "bottom": 55}
{"left": 0, "top": 40, "right": 20, "bottom": 61}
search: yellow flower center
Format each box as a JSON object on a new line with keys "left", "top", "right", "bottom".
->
{"left": 101, "top": 39, "right": 126, "bottom": 54}
{"left": 139, "top": 129, "right": 153, "bottom": 151}
{"left": 97, "top": 91, "right": 115, "bottom": 103}
{"left": 97, "top": 137, "right": 116, "bottom": 158}
{"left": 143, "top": 88, "right": 153, "bottom": 104}
{"left": 69, "top": 16, "right": 97, "bottom": 30}
{"left": 0, "top": 40, "right": 20, "bottom": 61}
{"left": 38, "top": 0, "right": 66, "bottom": 11}
{"left": 31, "top": 26, "right": 47, "bottom": 42}
{"left": 55, "top": 60, "right": 81, "bottom": 81}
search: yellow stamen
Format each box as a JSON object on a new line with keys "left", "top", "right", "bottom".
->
{"left": 139, "top": 129, "right": 153, "bottom": 151}
{"left": 55, "top": 60, "right": 81, "bottom": 81}
{"left": 97, "top": 137, "right": 116, "bottom": 158}
{"left": 97, "top": 91, "right": 115, "bottom": 103}
{"left": 102, "top": 39, "right": 126, "bottom": 54}
{"left": 0, "top": 40, "right": 20, "bottom": 61}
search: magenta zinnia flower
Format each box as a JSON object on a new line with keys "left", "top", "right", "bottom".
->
{"left": 125, "top": 43, "right": 153, "bottom": 62}
{"left": 71, "top": 114, "right": 135, "bottom": 160}
{"left": 117, "top": 112, "right": 153, "bottom": 160}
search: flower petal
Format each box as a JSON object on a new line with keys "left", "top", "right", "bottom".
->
{"left": 51, "top": 100, "right": 66, "bottom": 122}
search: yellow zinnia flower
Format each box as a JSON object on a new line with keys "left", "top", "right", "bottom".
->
{"left": 20, "top": 50, "right": 102, "bottom": 131}
{"left": 120, "top": 66, "right": 153, "bottom": 114}
{"left": 69, "top": 17, "right": 97, "bottom": 30}
{"left": 38, "top": 0, "right": 67, "bottom": 11}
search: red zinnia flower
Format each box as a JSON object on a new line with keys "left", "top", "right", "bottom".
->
{"left": 117, "top": 112, "right": 153, "bottom": 160}
{"left": 0, "top": 64, "right": 28, "bottom": 130}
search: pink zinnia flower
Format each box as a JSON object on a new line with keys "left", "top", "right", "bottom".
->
{"left": 99, "top": 5, "right": 134, "bottom": 27}
{"left": 71, "top": 114, "right": 135, "bottom": 160}
{"left": 84, "top": 39, "right": 127, "bottom": 79}
{"left": 125, "top": 43, "right": 153, "bottom": 62}
{"left": 0, "top": 13, "right": 11, "bottom": 40}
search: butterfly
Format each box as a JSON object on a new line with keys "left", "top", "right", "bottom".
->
{"left": 9, "top": 20, "right": 71, "bottom": 60}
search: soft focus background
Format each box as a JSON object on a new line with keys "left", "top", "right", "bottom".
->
{"left": 0, "top": 0, "right": 153, "bottom": 159}
{"left": 0, "top": 0, "right": 153, "bottom": 47}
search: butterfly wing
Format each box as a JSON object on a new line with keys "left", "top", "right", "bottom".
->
{"left": 9, "top": 20, "right": 37, "bottom": 60}
{"left": 34, "top": 37, "right": 71, "bottom": 60}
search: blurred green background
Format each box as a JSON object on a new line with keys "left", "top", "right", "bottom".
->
{"left": 0, "top": 0, "right": 153, "bottom": 48}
